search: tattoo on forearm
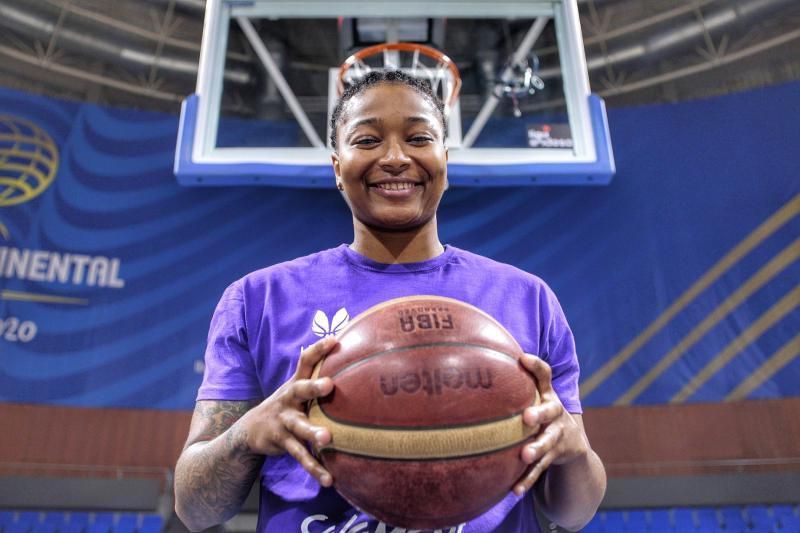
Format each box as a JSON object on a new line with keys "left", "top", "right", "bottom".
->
{"left": 186, "top": 400, "right": 254, "bottom": 446}
{"left": 176, "top": 401, "right": 265, "bottom": 528}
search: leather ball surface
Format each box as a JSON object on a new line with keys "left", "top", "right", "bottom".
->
{"left": 308, "top": 295, "right": 540, "bottom": 530}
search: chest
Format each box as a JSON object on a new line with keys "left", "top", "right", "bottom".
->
{"left": 251, "top": 279, "right": 543, "bottom": 395}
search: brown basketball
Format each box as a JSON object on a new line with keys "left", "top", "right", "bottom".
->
{"left": 307, "top": 295, "right": 541, "bottom": 529}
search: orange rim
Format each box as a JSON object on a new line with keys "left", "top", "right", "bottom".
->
{"left": 338, "top": 42, "right": 461, "bottom": 109}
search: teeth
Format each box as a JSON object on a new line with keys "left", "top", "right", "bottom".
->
{"left": 377, "top": 182, "right": 415, "bottom": 190}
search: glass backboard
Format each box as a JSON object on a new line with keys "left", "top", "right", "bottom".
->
{"left": 175, "top": 0, "right": 615, "bottom": 187}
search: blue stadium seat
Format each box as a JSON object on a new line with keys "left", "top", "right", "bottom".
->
{"left": 15, "top": 513, "right": 39, "bottom": 528}
{"left": 60, "top": 524, "right": 86, "bottom": 533}
{"left": 113, "top": 514, "right": 137, "bottom": 533}
{"left": 69, "top": 512, "right": 90, "bottom": 527}
{"left": 0, "top": 511, "right": 16, "bottom": 531}
{"left": 575, "top": 505, "right": 800, "bottom": 533}
{"left": 582, "top": 514, "right": 604, "bottom": 533}
{"left": 696, "top": 508, "right": 720, "bottom": 531}
{"left": 648, "top": 509, "right": 672, "bottom": 532}
{"left": 627, "top": 510, "right": 648, "bottom": 532}
{"left": 601, "top": 510, "right": 626, "bottom": 532}
{"left": 745, "top": 505, "right": 774, "bottom": 532}
{"left": 0, "top": 511, "right": 169, "bottom": 533}
{"left": 139, "top": 515, "right": 163, "bottom": 533}
{"left": 41, "top": 513, "right": 66, "bottom": 528}
{"left": 720, "top": 506, "right": 748, "bottom": 532}
{"left": 87, "top": 512, "right": 114, "bottom": 533}
{"left": 673, "top": 508, "right": 696, "bottom": 532}
{"left": 773, "top": 504, "right": 800, "bottom": 531}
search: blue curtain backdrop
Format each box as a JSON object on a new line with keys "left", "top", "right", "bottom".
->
{"left": 0, "top": 82, "right": 797, "bottom": 410}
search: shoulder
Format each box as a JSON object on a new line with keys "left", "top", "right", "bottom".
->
{"left": 449, "top": 246, "right": 554, "bottom": 293}
{"left": 211, "top": 246, "right": 346, "bottom": 312}
{"left": 236, "top": 245, "right": 345, "bottom": 290}
{"left": 447, "top": 247, "right": 566, "bottom": 325}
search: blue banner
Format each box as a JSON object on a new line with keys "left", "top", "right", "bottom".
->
{"left": 0, "top": 82, "right": 797, "bottom": 409}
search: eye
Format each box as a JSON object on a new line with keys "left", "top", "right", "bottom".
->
{"left": 408, "top": 135, "right": 434, "bottom": 145}
{"left": 353, "top": 136, "right": 380, "bottom": 147}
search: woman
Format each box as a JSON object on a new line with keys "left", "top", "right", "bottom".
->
{"left": 174, "top": 70, "right": 606, "bottom": 533}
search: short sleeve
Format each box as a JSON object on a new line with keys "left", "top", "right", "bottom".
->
{"left": 196, "top": 281, "right": 263, "bottom": 401}
{"left": 541, "top": 286, "right": 582, "bottom": 414}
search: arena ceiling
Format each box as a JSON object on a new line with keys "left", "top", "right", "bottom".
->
{"left": 1, "top": 0, "right": 799, "bottom": 118}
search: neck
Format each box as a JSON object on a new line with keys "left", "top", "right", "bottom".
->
{"left": 350, "top": 217, "right": 444, "bottom": 264}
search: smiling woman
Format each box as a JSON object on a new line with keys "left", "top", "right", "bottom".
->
{"left": 174, "top": 69, "right": 606, "bottom": 533}
{"left": 331, "top": 72, "right": 450, "bottom": 261}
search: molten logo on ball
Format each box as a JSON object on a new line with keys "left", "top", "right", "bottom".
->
{"left": 379, "top": 367, "right": 493, "bottom": 396}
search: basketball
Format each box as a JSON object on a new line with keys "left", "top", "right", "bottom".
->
{"left": 307, "top": 295, "right": 541, "bottom": 529}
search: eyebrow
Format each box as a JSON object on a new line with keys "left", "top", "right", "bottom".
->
{"left": 346, "top": 116, "right": 436, "bottom": 135}
{"left": 347, "top": 117, "right": 380, "bottom": 132}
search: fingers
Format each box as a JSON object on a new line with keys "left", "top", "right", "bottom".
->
{"left": 523, "top": 398, "right": 563, "bottom": 428}
{"left": 513, "top": 422, "right": 563, "bottom": 495}
{"left": 513, "top": 446, "right": 557, "bottom": 496}
{"left": 521, "top": 423, "right": 562, "bottom": 465}
{"left": 275, "top": 375, "right": 334, "bottom": 452}
{"left": 283, "top": 435, "right": 333, "bottom": 487}
{"left": 280, "top": 409, "right": 331, "bottom": 448}
{"left": 288, "top": 337, "right": 337, "bottom": 407}
{"left": 520, "top": 353, "right": 554, "bottom": 393}
{"left": 520, "top": 353, "right": 564, "bottom": 429}
{"left": 289, "top": 377, "right": 334, "bottom": 402}
{"left": 295, "top": 336, "right": 339, "bottom": 378}
{"left": 251, "top": 340, "right": 341, "bottom": 486}
{"left": 282, "top": 411, "right": 334, "bottom": 489}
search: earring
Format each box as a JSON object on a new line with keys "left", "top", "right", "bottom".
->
{"left": 336, "top": 181, "right": 344, "bottom": 191}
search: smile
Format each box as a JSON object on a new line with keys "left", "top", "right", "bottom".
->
{"left": 371, "top": 182, "right": 420, "bottom": 191}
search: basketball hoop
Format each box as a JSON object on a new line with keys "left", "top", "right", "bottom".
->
{"left": 338, "top": 42, "right": 462, "bottom": 114}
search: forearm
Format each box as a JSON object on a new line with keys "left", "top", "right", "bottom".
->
{"left": 174, "top": 422, "right": 265, "bottom": 531}
{"left": 534, "top": 448, "right": 606, "bottom": 531}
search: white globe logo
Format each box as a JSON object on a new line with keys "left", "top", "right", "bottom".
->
{"left": 0, "top": 115, "right": 59, "bottom": 207}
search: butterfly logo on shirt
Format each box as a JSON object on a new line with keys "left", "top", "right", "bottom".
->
{"left": 299, "top": 308, "right": 350, "bottom": 354}
{"left": 312, "top": 308, "right": 349, "bottom": 337}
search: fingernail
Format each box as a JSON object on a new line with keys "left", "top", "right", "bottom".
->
{"left": 513, "top": 485, "right": 524, "bottom": 496}
{"left": 320, "top": 473, "right": 332, "bottom": 486}
{"left": 315, "top": 430, "right": 326, "bottom": 445}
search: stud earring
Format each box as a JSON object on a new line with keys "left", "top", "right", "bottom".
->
{"left": 336, "top": 181, "right": 344, "bottom": 191}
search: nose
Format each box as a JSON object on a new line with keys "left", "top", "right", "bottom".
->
{"left": 378, "top": 137, "right": 411, "bottom": 174}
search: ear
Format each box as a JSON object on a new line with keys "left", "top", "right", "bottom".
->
{"left": 444, "top": 147, "right": 449, "bottom": 191}
{"left": 331, "top": 152, "right": 341, "bottom": 181}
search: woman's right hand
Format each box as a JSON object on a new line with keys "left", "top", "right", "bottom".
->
{"left": 237, "top": 335, "right": 338, "bottom": 487}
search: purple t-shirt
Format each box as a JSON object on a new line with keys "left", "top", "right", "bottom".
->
{"left": 199, "top": 244, "right": 582, "bottom": 533}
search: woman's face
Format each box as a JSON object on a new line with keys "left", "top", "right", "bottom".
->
{"left": 332, "top": 83, "right": 448, "bottom": 232}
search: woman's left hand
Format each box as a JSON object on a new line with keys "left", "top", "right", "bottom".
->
{"left": 513, "top": 353, "right": 591, "bottom": 496}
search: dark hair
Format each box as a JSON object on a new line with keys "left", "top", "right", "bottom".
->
{"left": 329, "top": 70, "right": 448, "bottom": 151}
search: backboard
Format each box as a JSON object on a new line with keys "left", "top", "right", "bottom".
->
{"left": 175, "top": 0, "right": 615, "bottom": 187}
